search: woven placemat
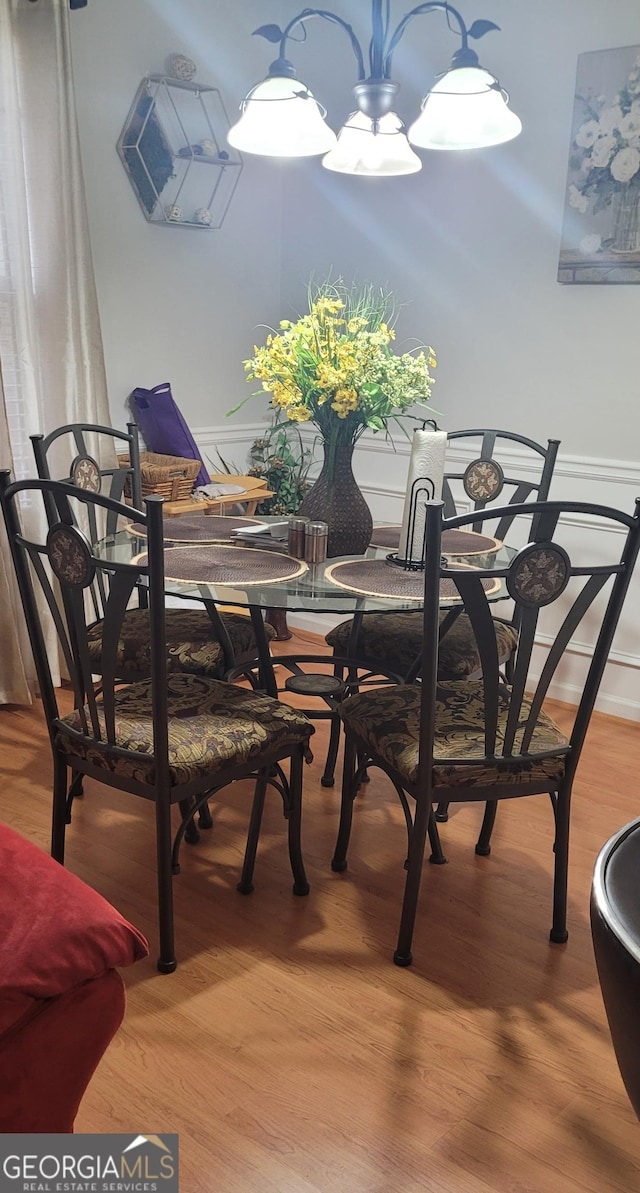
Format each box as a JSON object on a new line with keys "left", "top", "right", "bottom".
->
{"left": 369, "top": 525, "right": 403, "bottom": 550}
{"left": 133, "top": 544, "right": 307, "bottom": 586}
{"left": 124, "top": 514, "right": 266, "bottom": 543}
{"left": 442, "top": 529, "right": 502, "bottom": 556}
{"left": 325, "top": 559, "right": 501, "bottom": 601}
{"left": 369, "top": 525, "right": 502, "bottom": 556}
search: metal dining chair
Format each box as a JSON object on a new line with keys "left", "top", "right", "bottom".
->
{"left": 322, "top": 429, "right": 561, "bottom": 790}
{"left": 0, "top": 473, "right": 315, "bottom": 972}
{"left": 333, "top": 497, "right": 640, "bottom": 966}
{"left": 31, "top": 423, "right": 275, "bottom": 683}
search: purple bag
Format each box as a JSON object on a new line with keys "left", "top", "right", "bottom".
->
{"left": 129, "top": 382, "right": 209, "bottom": 488}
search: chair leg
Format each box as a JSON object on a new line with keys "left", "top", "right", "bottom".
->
{"left": 179, "top": 798, "right": 200, "bottom": 845}
{"left": 428, "top": 813, "right": 447, "bottom": 865}
{"left": 52, "top": 754, "right": 68, "bottom": 864}
{"left": 198, "top": 800, "right": 213, "bottom": 830}
{"left": 435, "top": 801, "right": 449, "bottom": 822}
{"left": 321, "top": 710, "right": 342, "bottom": 788}
{"left": 237, "top": 771, "right": 268, "bottom": 895}
{"left": 332, "top": 732, "right": 358, "bottom": 872}
{"left": 476, "top": 800, "right": 498, "bottom": 856}
{"left": 394, "top": 796, "right": 434, "bottom": 968}
{"left": 321, "top": 657, "right": 345, "bottom": 787}
{"left": 67, "top": 769, "right": 84, "bottom": 811}
{"left": 287, "top": 748, "right": 309, "bottom": 896}
{"left": 155, "top": 794, "right": 177, "bottom": 974}
{"left": 357, "top": 747, "right": 370, "bottom": 784}
{"left": 550, "top": 786, "right": 570, "bottom": 944}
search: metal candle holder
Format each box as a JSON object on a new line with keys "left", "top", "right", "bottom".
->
{"left": 387, "top": 476, "right": 435, "bottom": 572}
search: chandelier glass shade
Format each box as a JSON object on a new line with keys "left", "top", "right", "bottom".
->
{"left": 227, "top": 76, "right": 337, "bottom": 157}
{"left": 408, "top": 65, "right": 522, "bottom": 149}
{"left": 323, "top": 111, "right": 422, "bottom": 176}
{"left": 228, "top": 2, "right": 522, "bottom": 176}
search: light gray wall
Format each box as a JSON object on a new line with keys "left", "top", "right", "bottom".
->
{"left": 70, "top": 0, "right": 640, "bottom": 456}
{"left": 274, "top": 0, "right": 640, "bottom": 459}
{"left": 70, "top": 0, "right": 286, "bottom": 433}
{"left": 69, "top": 1, "right": 640, "bottom": 718}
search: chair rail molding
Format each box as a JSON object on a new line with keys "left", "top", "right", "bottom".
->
{"left": 196, "top": 421, "right": 268, "bottom": 449}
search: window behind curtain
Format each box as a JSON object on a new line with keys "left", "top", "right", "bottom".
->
{"left": 0, "top": 89, "right": 31, "bottom": 480}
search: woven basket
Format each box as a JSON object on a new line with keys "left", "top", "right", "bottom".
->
{"left": 117, "top": 451, "right": 202, "bottom": 501}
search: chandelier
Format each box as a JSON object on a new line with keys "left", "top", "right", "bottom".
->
{"left": 227, "top": 1, "right": 522, "bottom": 177}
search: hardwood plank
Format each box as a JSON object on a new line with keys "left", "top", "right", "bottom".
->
{"left": 1, "top": 630, "right": 638, "bottom": 1193}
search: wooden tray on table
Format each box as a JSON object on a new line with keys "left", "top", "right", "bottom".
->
{"left": 162, "top": 474, "right": 274, "bottom": 517}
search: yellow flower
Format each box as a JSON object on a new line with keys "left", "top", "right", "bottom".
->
{"left": 286, "top": 404, "right": 311, "bottom": 422}
{"left": 312, "top": 296, "right": 345, "bottom": 318}
{"left": 331, "top": 387, "right": 359, "bottom": 417}
{"left": 239, "top": 279, "right": 436, "bottom": 442}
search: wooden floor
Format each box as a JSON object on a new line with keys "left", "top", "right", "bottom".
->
{"left": 1, "top": 628, "right": 639, "bottom": 1191}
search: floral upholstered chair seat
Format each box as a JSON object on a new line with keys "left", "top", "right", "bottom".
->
{"left": 340, "top": 680, "right": 567, "bottom": 790}
{"left": 86, "top": 608, "right": 275, "bottom": 680}
{"left": 326, "top": 611, "right": 519, "bottom": 681}
{"left": 57, "top": 673, "right": 313, "bottom": 786}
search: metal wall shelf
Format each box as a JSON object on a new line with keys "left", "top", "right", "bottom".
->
{"left": 117, "top": 74, "right": 242, "bottom": 229}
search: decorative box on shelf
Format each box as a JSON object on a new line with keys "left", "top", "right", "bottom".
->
{"left": 116, "top": 74, "right": 242, "bottom": 229}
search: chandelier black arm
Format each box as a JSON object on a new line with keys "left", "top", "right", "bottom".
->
{"left": 384, "top": 1, "right": 470, "bottom": 77}
{"left": 369, "top": 0, "right": 387, "bottom": 78}
{"left": 277, "top": 8, "right": 367, "bottom": 80}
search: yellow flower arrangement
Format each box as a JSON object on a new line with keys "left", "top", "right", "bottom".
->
{"left": 239, "top": 280, "right": 437, "bottom": 451}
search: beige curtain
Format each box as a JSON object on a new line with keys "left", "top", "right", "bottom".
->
{"left": 0, "top": 0, "right": 110, "bottom": 703}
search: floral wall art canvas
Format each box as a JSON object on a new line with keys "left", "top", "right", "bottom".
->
{"left": 558, "top": 45, "right": 640, "bottom": 284}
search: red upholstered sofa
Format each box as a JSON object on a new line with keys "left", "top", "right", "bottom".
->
{"left": 0, "top": 822, "right": 148, "bottom": 1132}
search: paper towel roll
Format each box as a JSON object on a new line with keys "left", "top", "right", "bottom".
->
{"left": 398, "top": 429, "right": 447, "bottom": 564}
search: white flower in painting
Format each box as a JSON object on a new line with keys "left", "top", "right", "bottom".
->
{"left": 568, "top": 183, "right": 588, "bottom": 213}
{"left": 598, "top": 105, "right": 623, "bottom": 134}
{"left": 575, "top": 120, "right": 600, "bottom": 148}
{"left": 579, "top": 234, "right": 602, "bottom": 255}
{"left": 610, "top": 145, "right": 640, "bottom": 183}
{"left": 619, "top": 105, "right": 640, "bottom": 140}
{"left": 569, "top": 64, "right": 640, "bottom": 216}
{"left": 590, "top": 134, "right": 616, "bottom": 168}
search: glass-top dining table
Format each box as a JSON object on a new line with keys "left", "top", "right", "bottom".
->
{"left": 96, "top": 511, "right": 515, "bottom": 788}
{"left": 96, "top": 511, "right": 515, "bottom": 697}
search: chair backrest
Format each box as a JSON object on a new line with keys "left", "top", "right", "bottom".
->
{"left": 0, "top": 472, "right": 170, "bottom": 784}
{"left": 442, "top": 429, "right": 560, "bottom": 541}
{"left": 418, "top": 498, "right": 640, "bottom": 794}
{"left": 32, "top": 423, "right": 144, "bottom": 622}
{"left": 31, "top": 422, "right": 143, "bottom": 539}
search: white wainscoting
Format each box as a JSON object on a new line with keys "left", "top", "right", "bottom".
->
{"left": 194, "top": 424, "right": 640, "bottom": 722}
